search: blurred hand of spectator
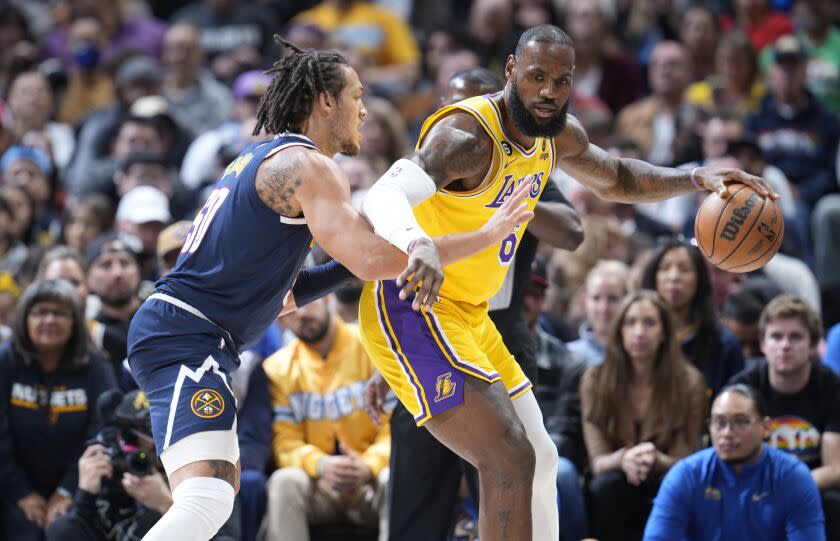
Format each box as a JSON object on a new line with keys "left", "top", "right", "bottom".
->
{"left": 44, "top": 491, "right": 72, "bottom": 527}
{"left": 363, "top": 370, "right": 390, "bottom": 426}
{"left": 121, "top": 472, "right": 173, "bottom": 514}
{"left": 621, "top": 442, "right": 657, "bottom": 485}
{"left": 320, "top": 453, "right": 373, "bottom": 493}
{"left": 77, "top": 444, "right": 113, "bottom": 495}
{"left": 17, "top": 492, "right": 46, "bottom": 528}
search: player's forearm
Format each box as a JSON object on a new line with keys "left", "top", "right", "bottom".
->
{"left": 528, "top": 201, "right": 583, "bottom": 250}
{"left": 434, "top": 229, "right": 496, "bottom": 266}
{"left": 602, "top": 158, "right": 697, "bottom": 203}
{"left": 354, "top": 229, "right": 497, "bottom": 279}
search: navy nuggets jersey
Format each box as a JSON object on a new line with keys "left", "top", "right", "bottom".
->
{"left": 157, "top": 134, "right": 316, "bottom": 350}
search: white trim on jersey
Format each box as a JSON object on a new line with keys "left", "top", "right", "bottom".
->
{"left": 279, "top": 215, "right": 307, "bottom": 225}
{"left": 147, "top": 293, "right": 234, "bottom": 347}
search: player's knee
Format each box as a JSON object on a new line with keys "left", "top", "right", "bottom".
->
{"left": 171, "top": 476, "right": 236, "bottom": 536}
{"left": 482, "top": 424, "right": 535, "bottom": 480}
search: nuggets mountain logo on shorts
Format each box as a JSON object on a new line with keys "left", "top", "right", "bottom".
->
{"left": 434, "top": 372, "right": 456, "bottom": 403}
{"left": 191, "top": 388, "right": 225, "bottom": 418}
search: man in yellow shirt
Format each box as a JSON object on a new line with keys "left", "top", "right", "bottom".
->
{"left": 293, "top": 0, "right": 420, "bottom": 92}
{"left": 263, "top": 295, "right": 391, "bottom": 541}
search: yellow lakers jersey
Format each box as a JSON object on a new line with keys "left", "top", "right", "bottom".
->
{"left": 413, "top": 93, "right": 555, "bottom": 305}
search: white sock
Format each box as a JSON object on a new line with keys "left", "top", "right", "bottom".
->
{"left": 513, "top": 390, "right": 559, "bottom": 541}
{"left": 142, "top": 477, "right": 235, "bottom": 541}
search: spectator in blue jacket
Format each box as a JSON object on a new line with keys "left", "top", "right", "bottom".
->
{"left": 644, "top": 383, "right": 826, "bottom": 541}
{"left": 825, "top": 323, "right": 840, "bottom": 377}
{"left": 642, "top": 238, "right": 745, "bottom": 398}
{"left": 746, "top": 35, "right": 840, "bottom": 214}
{"left": 0, "top": 279, "right": 117, "bottom": 541}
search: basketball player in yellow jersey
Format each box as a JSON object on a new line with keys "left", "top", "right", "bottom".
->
{"left": 359, "top": 25, "right": 776, "bottom": 541}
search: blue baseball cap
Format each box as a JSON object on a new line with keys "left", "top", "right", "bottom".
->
{"left": 0, "top": 146, "right": 52, "bottom": 177}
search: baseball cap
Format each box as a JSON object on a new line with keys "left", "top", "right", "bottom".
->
{"left": 118, "top": 150, "right": 168, "bottom": 173}
{"left": 116, "top": 56, "right": 163, "bottom": 87}
{"left": 114, "top": 390, "right": 151, "bottom": 430}
{"left": 0, "top": 145, "right": 52, "bottom": 177}
{"left": 772, "top": 35, "right": 809, "bottom": 62}
{"left": 85, "top": 232, "right": 141, "bottom": 267}
{"left": 726, "top": 135, "right": 764, "bottom": 158}
{"left": 116, "top": 186, "right": 172, "bottom": 225}
{"left": 233, "top": 70, "right": 273, "bottom": 100}
{"left": 527, "top": 260, "right": 548, "bottom": 296}
{"left": 130, "top": 95, "right": 173, "bottom": 120}
{"left": 157, "top": 220, "right": 193, "bottom": 258}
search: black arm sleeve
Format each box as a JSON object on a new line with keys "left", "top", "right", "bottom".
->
{"left": 292, "top": 260, "right": 355, "bottom": 307}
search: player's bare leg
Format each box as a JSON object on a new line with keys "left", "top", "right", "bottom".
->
{"left": 424, "top": 376, "right": 535, "bottom": 541}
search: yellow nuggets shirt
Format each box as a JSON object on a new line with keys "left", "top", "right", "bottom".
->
{"left": 265, "top": 318, "right": 392, "bottom": 478}
{"left": 359, "top": 93, "right": 555, "bottom": 425}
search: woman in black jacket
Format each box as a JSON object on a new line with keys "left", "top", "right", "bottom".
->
{"left": 0, "top": 279, "right": 117, "bottom": 541}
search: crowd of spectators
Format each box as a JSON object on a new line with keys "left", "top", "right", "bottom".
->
{"left": 0, "top": 0, "right": 839, "bottom": 540}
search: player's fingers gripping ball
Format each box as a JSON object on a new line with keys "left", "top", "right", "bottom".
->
{"left": 694, "top": 183, "right": 784, "bottom": 273}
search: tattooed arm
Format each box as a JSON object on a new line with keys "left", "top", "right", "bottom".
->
{"left": 255, "top": 147, "right": 531, "bottom": 287}
{"left": 405, "top": 111, "right": 495, "bottom": 189}
{"left": 555, "top": 115, "right": 775, "bottom": 202}
{"left": 256, "top": 147, "right": 401, "bottom": 281}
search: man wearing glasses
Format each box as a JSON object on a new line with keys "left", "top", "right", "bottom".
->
{"left": 642, "top": 384, "right": 825, "bottom": 541}
{"left": 727, "top": 294, "right": 840, "bottom": 541}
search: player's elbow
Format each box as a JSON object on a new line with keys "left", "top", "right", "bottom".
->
{"left": 560, "top": 218, "right": 584, "bottom": 251}
{"left": 353, "top": 264, "right": 381, "bottom": 282}
{"left": 341, "top": 258, "right": 385, "bottom": 282}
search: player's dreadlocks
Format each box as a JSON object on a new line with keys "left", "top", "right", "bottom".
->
{"left": 253, "top": 36, "right": 350, "bottom": 136}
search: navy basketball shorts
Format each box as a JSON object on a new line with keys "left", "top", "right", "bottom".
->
{"left": 128, "top": 297, "right": 240, "bottom": 475}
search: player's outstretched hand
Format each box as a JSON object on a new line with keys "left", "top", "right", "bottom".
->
{"left": 480, "top": 177, "right": 535, "bottom": 242}
{"left": 693, "top": 166, "right": 779, "bottom": 200}
{"left": 397, "top": 237, "right": 443, "bottom": 312}
{"left": 364, "top": 371, "right": 391, "bottom": 426}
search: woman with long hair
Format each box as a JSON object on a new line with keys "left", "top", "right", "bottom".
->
{"left": 641, "top": 238, "right": 745, "bottom": 396}
{"left": 581, "top": 290, "right": 706, "bottom": 541}
{"left": 686, "top": 31, "right": 766, "bottom": 116}
{"left": 0, "top": 279, "right": 116, "bottom": 540}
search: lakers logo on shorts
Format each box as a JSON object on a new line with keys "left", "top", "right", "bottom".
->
{"left": 191, "top": 389, "right": 225, "bottom": 418}
{"left": 434, "top": 372, "right": 456, "bottom": 403}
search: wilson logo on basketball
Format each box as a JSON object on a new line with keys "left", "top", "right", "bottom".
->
{"left": 720, "top": 193, "right": 760, "bottom": 241}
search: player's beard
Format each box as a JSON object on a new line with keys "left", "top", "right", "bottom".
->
{"left": 510, "top": 80, "right": 569, "bottom": 137}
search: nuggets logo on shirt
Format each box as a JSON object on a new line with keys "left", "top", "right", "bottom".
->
{"left": 769, "top": 415, "right": 821, "bottom": 463}
{"left": 11, "top": 383, "right": 87, "bottom": 425}
{"left": 434, "top": 372, "right": 456, "bottom": 402}
{"left": 191, "top": 388, "right": 225, "bottom": 419}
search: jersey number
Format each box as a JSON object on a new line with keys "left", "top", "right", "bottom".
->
{"left": 182, "top": 187, "right": 231, "bottom": 253}
{"left": 498, "top": 232, "right": 517, "bottom": 265}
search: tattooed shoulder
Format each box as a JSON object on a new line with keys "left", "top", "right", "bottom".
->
{"left": 255, "top": 150, "right": 306, "bottom": 217}
{"left": 419, "top": 112, "right": 492, "bottom": 188}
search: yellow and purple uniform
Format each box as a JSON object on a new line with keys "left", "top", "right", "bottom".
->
{"left": 358, "top": 94, "right": 555, "bottom": 425}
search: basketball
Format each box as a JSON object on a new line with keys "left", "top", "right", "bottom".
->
{"left": 694, "top": 184, "right": 784, "bottom": 273}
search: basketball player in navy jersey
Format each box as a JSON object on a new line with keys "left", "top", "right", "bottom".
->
{"left": 127, "top": 38, "right": 534, "bottom": 541}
